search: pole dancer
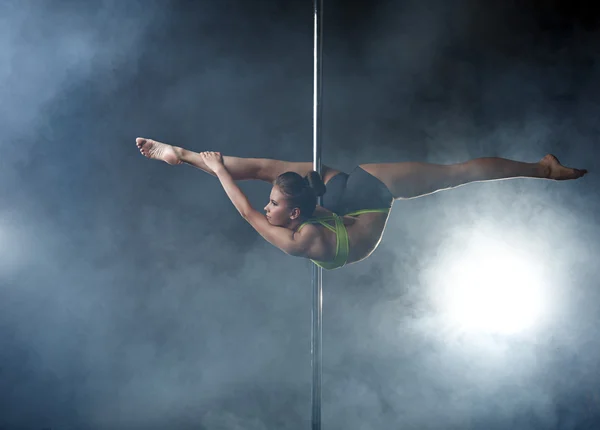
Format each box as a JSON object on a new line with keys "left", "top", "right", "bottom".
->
{"left": 135, "top": 139, "right": 587, "bottom": 269}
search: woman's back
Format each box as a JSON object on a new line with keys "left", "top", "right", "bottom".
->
{"left": 303, "top": 207, "right": 389, "bottom": 267}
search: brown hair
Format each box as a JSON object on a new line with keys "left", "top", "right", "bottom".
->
{"left": 274, "top": 171, "right": 327, "bottom": 218}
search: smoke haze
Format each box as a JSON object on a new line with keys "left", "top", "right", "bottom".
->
{"left": 1, "top": 1, "right": 599, "bottom": 429}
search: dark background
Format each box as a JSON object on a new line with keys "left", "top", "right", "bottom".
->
{"left": 1, "top": 0, "right": 599, "bottom": 429}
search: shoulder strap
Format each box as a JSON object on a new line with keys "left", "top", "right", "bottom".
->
{"left": 298, "top": 216, "right": 338, "bottom": 234}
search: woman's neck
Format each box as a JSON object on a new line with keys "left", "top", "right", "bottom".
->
{"left": 289, "top": 217, "right": 306, "bottom": 231}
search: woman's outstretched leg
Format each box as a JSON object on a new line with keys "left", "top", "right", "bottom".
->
{"left": 136, "top": 137, "right": 264, "bottom": 179}
{"left": 135, "top": 137, "right": 341, "bottom": 183}
{"left": 360, "top": 155, "right": 588, "bottom": 200}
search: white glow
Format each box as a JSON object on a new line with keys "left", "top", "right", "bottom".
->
{"left": 430, "top": 229, "right": 546, "bottom": 334}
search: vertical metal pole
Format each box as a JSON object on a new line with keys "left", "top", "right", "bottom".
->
{"left": 311, "top": 0, "right": 323, "bottom": 429}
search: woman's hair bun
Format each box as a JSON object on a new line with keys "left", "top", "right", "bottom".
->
{"left": 304, "top": 171, "right": 327, "bottom": 197}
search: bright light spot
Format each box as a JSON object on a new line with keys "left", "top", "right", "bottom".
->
{"left": 429, "top": 228, "right": 546, "bottom": 334}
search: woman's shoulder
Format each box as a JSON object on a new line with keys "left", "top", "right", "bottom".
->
{"left": 296, "top": 220, "right": 321, "bottom": 234}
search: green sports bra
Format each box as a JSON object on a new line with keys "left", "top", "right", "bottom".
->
{"left": 297, "top": 208, "right": 390, "bottom": 270}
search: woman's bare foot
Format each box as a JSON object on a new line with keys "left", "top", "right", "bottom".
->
{"left": 539, "top": 154, "right": 587, "bottom": 180}
{"left": 136, "top": 137, "right": 181, "bottom": 165}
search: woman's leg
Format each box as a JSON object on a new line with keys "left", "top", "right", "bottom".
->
{"left": 359, "top": 154, "right": 587, "bottom": 200}
{"left": 136, "top": 137, "right": 341, "bottom": 184}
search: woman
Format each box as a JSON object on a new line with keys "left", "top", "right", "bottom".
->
{"left": 135, "top": 137, "right": 587, "bottom": 270}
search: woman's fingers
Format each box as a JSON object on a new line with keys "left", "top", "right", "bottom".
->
{"left": 204, "top": 152, "right": 222, "bottom": 160}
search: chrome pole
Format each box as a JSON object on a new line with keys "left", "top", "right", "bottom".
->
{"left": 311, "top": 0, "right": 323, "bottom": 429}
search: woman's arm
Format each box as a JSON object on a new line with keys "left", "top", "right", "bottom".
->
{"left": 210, "top": 159, "right": 313, "bottom": 256}
{"left": 212, "top": 164, "right": 253, "bottom": 217}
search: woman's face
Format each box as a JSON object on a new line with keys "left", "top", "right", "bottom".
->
{"left": 264, "top": 185, "right": 299, "bottom": 226}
